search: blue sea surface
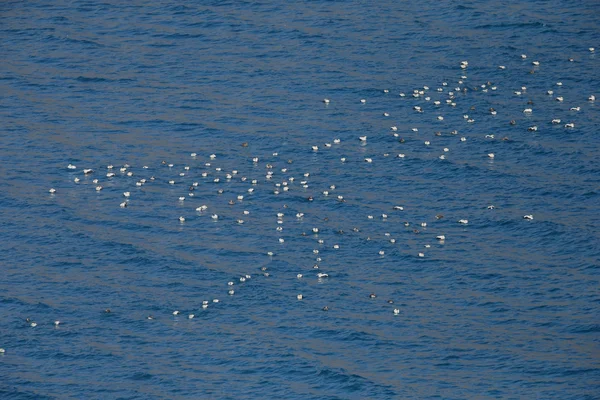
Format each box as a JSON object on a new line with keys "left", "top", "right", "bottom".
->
{"left": 1, "top": 1, "right": 599, "bottom": 399}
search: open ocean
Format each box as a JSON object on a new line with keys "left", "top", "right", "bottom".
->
{"left": 1, "top": 1, "right": 599, "bottom": 398}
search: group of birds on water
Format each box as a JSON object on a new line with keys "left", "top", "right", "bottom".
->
{"left": 6, "top": 50, "right": 594, "bottom": 354}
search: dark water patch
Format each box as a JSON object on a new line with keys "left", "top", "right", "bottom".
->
{"left": 569, "top": 324, "right": 600, "bottom": 334}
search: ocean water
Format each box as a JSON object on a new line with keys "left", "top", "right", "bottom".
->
{"left": 1, "top": 1, "right": 599, "bottom": 398}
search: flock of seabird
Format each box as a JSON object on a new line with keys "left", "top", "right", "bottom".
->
{"left": 7, "top": 50, "right": 596, "bottom": 355}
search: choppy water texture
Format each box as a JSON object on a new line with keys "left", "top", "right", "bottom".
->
{"left": 1, "top": 1, "right": 599, "bottom": 399}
